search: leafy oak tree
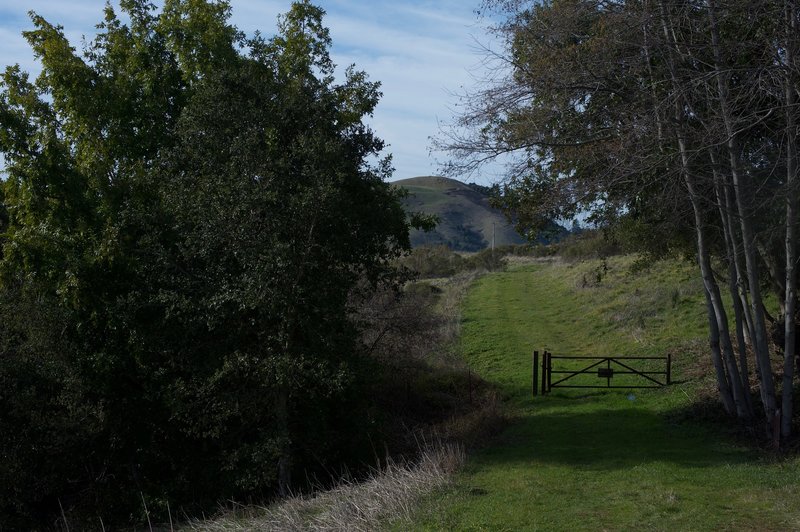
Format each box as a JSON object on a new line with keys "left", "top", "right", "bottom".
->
{"left": 0, "top": 0, "right": 412, "bottom": 526}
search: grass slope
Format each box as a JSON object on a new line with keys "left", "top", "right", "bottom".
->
{"left": 394, "top": 176, "right": 526, "bottom": 251}
{"left": 408, "top": 257, "right": 800, "bottom": 531}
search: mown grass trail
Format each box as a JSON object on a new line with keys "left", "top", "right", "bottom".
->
{"left": 410, "top": 258, "right": 800, "bottom": 531}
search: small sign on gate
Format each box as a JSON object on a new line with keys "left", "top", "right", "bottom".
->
{"left": 597, "top": 367, "right": 614, "bottom": 378}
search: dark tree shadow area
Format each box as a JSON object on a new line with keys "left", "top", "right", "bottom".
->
{"left": 478, "top": 396, "right": 753, "bottom": 471}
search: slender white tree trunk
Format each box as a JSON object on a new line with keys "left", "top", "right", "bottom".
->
{"left": 718, "top": 165, "right": 757, "bottom": 352}
{"left": 687, "top": 167, "right": 747, "bottom": 417}
{"left": 713, "top": 163, "right": 755, "bottom": 418}
{"left": 708, "top": 0, "right": 777, "bottom": 428}
{"left": 658, "top": 0, "right": 747, "bottom": 417}
{"left": 703, "top": 283, "right": 737, "bottom": 415}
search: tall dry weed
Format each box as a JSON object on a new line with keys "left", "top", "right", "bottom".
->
{"left": 187, "top": 443, "right": 465, "bottom": 531}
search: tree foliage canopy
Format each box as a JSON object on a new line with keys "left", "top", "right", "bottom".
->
{"left": 0, "top": 0, "right": 413, "bottom": 526}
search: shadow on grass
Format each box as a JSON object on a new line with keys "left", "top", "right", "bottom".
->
{"left": 479, "top": 396, "right": 753, "bottom": 471}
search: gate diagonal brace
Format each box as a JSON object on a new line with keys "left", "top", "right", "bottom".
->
{"left": 611, "top": 358, "right": 665, "bottom": 386}
{"left": 548, "top": 358, "right": 606, "bottom": 388}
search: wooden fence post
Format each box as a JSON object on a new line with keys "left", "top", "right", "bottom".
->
{"left": 667, "top": 353, "right": 672, "bottom": 385}
{"left": 546, "top": 351, "right": 552, "bottom": 393}
{"left": 541, "top": 350, "right": 548, "bottom": 394}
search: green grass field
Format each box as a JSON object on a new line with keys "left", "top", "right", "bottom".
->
{"left": 407, "top": 258, "right": 800, "bottom": 531}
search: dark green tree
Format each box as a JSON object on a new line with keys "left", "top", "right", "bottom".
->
{"left": 0, "top": 0, "right": 412, "bottom": 526}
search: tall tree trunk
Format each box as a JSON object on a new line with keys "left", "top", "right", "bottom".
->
{"left": 782, "top": 0, "right": 798, "bottom": 439}
{"left": 712, "top": 161, "right": 755, "bottom": 418}
{"left": 276, "top": 385, "right": 291, "bottom": 496}
{"left": 658, "top": 0, "right": 747, "bottom": 417}
{"left": 711, "top": 150, "right": 754, "bottom": 400}
{"left": 757, "top": 240, "right": 787, "bottom": 318}
{"left": 687, "top": 166, "right": 748, "bottom": 418}
{"left": 707, "top": 0, "right": 777, "bottom": 428}
{"left": 703, "top": 280, "right": 737, "bottom": 415}
{"left": 641, "top": 7, "right": 665, "bottom": 153}
{"left": 718, "top": 160, "right": 757, "bottom": 353}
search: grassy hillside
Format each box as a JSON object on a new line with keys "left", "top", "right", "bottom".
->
{"left": 395, "top": 176, "right": 527, "bottom": 251}
{"left": 404, "top": 256, "right": 800, "bottom": 531}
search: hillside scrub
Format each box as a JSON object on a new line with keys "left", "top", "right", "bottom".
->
{"left": 395, "top": 176, "right": 528, "bottom": 252}
{"left": 474, "top": 229, "right": 631, "bottom": 262}
{"left": 398, "top": 245, "right": 508, "bottom": 279}
{"left": 541, "top": 229, "right": 623, "bottom": 262}
{"left": 354, "top": 266, "right": 507, "bottom": 460}
{"left": 0, "top": 1, "right": 427, "bottom": 527}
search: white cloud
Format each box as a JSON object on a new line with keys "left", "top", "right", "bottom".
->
{"left": 317, "top": 2, "right": 498, "bottom": 181}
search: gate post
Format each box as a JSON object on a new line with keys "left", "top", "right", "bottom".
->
{"left": 667, "top": 353, "right": 672, "bottom": 385}
{"left": 532, "top": 350, "right": 539, "bottom": 396}
{"left": 546, "top": 351, "right": 552, "bottom": 393}
{"left": 541, "top": 351, "right": 548, "bottom": 394}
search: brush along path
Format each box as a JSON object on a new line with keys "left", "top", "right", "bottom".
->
{"left": 409, "top": 258, "right": 800, "bottom": 531}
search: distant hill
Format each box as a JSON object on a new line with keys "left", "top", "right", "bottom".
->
{"left": 394, "top": 176, "right": 528, "bottom": 252}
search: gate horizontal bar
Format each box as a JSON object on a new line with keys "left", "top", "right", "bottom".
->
{"left": 548, "top": 355, "right": 667, "bottom": 360}
{"left": 550, "top": 370, "right": 667, "bottom": 376}
{"left": 551, "top": 385, "right": 663, "bottom": 389}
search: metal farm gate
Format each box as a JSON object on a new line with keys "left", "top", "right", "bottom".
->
{"left": 532, "top": 351, "right": 671, "bottom": 396}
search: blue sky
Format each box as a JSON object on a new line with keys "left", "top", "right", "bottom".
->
{"left": 0, "top": 0, "right": 504, "bottom": 184}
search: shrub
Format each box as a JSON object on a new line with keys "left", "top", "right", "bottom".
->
{"left": 553, "top": 230, "right": 621, "bottom": 261}
{"left": 464, "top": 248, "right": 508, "bottom": 272}
{"left": 399, "top": 245, "right": 508, "bottom": 279}
{"left": 398, "top": 246, "right": 468, "bottom": 278}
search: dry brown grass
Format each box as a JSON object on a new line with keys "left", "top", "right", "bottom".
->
{"left": 434, "top": 391, "right": 506, "bottom": 449}
{"left": 184, "top": 443, "right": 465, "bottom": 532}
{"left": 503, "top": 255, "right": 558, "bottom": 268}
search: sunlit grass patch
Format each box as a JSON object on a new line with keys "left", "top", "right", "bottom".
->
{"left": 409, "top": 256, "right": 800, "bottom": 531}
